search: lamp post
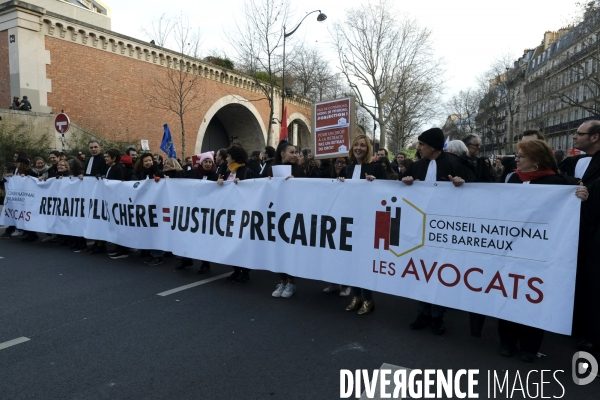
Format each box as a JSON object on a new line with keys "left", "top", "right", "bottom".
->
{"left": 281, "top": 10, "right": 327, "bottom": 138}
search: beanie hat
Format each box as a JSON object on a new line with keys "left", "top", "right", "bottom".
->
{"left": 418, "top": 128, "right": 445, "bottom": 150}
{"left": 198, "top": 151, "right": 214, "bottom": 165}
{"left": 120, "top": 155, "right": 133, "bottom": 165}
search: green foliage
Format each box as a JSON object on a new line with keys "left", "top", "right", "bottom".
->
{"left": 254, "top": 71, "right": 278, "bottom": 85}
{"left": 204, "top": 56, "right": 234, "bottom": 70}
{"left": 401, "top": 148, "right": 416, "bottom": 160}
{"left": 65, "top": 129, "right": 136, "bottom": 157}
{"left": 0, "top": 116, "right": 52, "bottom": 168}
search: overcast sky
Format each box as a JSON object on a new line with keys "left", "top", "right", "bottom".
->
{"left": 109, "top": 0, "right": 581, "bottom": 122}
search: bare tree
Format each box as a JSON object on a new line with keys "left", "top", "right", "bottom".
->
{"left": 444, "top": 88, "right": 480, "bottom": 137}
{"left": 226, "top": 0, "right": 292, "bottom": 145}
{"left": 143, "top": 15, "right": 205, "bottom": 159}
{"left": 141, "top": 13, "right": 174, "bottom": 47}
{"left": 387, "top": 79, "right": 441, "bottom": 152}
{"left": 331, "top": 0, "right": 444, "bottom": 149}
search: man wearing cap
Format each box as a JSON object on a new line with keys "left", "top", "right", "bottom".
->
{"left": 401, "top": 127, "right": 475, "bottom": 335}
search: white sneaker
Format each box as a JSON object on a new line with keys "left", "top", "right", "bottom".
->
{"left": 11, "top": 229, "right": 23, "bottom": 237}
{"left": 272, "top": 283, "right": 286, "bottom": 298}
{"left": 281, "top": 283, "right": 296, "bottom": 298}
{"left": 339, "top": 286, "right": 352, "bottom": 297}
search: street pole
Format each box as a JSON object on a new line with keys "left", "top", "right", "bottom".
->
{"left": 280, "top": 10, "right": 327, "bottom": 139}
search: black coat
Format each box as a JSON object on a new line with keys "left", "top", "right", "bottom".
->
{"left": 189, "top": 168, "right": 219, "bottom": 181}
{"left": 402, "top": 152, "right": 476, "bottom": 182}
{"left": 559, "top": 152, "right": 600, "bottom": 185}
{"left": 263, "top": 162, "right": 306, "bottom": 178}
{"left": 342, "top": 162, "right": 387, "bottom": 180}
{"left": 105, "top": 164, "right": 125, "bottom": 181}
{"left": 259, "top": 158, "right": 275, "bottom": 178}
{"left": 84, "top": 154, "right": 108, "bottom": 177}
{"left": 164, "top": 170, "right": 185, "bottom": 179}
{"left": 47, "top": 164, "right": 58, "bottom": 179}
{"left": 131, "top": 163, "right": 164, "bottom": 180}
{"left": 221, "top": 165, "right": 255, "bottom": 181}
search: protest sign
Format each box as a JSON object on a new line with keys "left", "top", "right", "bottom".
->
{"left": 1, "top": 177, "right": 580, "bottom": 334}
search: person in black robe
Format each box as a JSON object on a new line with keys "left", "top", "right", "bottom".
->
{"left": 565, "top": 120, "right": 600, "bottom": 356}
{"left": 81, "top": 141, "right": 108, "bottom": 178}
{"left": 462, "top": 134, "right": 494, "bottom": 183}
{"left": 401, "top": 128, "right": 475, "bottom": 335}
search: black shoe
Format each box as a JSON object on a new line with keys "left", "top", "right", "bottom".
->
{"left": 226, "top": 270, "right": 240, "bottom": 282}
{"left": 431, "top": 317, "right": 446, "bottom": 335}
{"left": 196, "top": 261, "right": 211, "bottom": 274}
{"left": 69, "top": 243, "right": 79, "bottom": 249}
{"left": 234, "top": 273, "right": 250, "bottom": 284}
{"left": 498, "top": 344, "right": 515, "bottom": 357}
{"left": 145, "top": 257, "right": 163, "bottom": 266}
{"left": 174, "top": 260, "right": 193, "bottom": 270}
{"left": 140, "top": 250, "right": 151, "bottom": 258}
{"left": 520, "top": 351, "right": 536, "bottom": 363}
{"left": 23, "top": 234, "right": 38, "bottom": 242}
{"left": 89, "top": 247, "right": 106, "bottom": 254}
{"left": 410, "top": 314, "right": 432, "bottom": 330}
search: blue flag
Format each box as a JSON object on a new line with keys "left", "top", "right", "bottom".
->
{"left": 160, "top": 124, "right": 177, "bottom": 159}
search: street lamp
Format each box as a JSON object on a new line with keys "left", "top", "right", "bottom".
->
{"left": 281, "top": 10, "right": 327, "bottom": 138}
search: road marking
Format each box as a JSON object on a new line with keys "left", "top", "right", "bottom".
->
{"left": 157, "top": 273, "right": 230, "bottom": 296}
{"left": 0, "top": 257, "right": 4, "bottom": 260}
{"left": 0, "top": 337, "right": 30, "bottom": 350}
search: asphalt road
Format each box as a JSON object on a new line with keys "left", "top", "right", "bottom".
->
{"left": 0, "top": 231, "right": 598, "bottom": 399}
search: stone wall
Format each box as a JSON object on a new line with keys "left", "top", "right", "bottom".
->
{"left": 0, "top": 30, "right": 9, "bottom": 107}
{"left": 0, "top": 108, "right": 101, "bottom": 150}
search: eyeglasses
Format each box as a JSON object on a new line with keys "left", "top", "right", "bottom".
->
{"left": 335, "top": 161, "right": 346, "bottom": 165}
{"left": 515, "top": 154, "right": 525, "bottom": 159}
{"left": 468, "top": 144, "right": 481, "bottom": 148}
{"left": 575, "top": 131, "right": 592, "bottom": 135}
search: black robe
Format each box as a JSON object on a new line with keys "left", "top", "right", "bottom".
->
{"left": 559, "top": 152, "right": 600, "bottom": 185}
{"left": 84, "top": 154, "right": 108, "bottom": 177}
{"left": 342, "top": 162, "right": 387, "bottom": 180}
{"left": 561, "top": 151, "right": 600, "bottom": 345}
{"left": 402, "top": 152, "right": 476, "bottom": 182}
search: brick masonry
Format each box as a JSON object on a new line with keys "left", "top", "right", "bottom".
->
{"left": 44, "top": 36, "right": 311, "bottom": 157}
{"left": 0, "top": 30, "right": 10, "bottom": 107}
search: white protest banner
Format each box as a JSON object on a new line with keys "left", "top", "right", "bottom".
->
{"left": 0, "top": 177, "right": 580, "bottom": 335}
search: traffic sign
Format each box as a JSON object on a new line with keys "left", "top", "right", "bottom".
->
{"left": 54, "top": 113, "right": 70, "bottom": 135}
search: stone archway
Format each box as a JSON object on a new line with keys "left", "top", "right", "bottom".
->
{"left": 286, "top": 112, "right": 311, "bottom": 151}
{"left": 195, "top": 95, "right": 267, "bottom": 154}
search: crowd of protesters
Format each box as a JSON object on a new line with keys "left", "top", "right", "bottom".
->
{"left": 1, "top": 121, "right": 599, "bottom": 366}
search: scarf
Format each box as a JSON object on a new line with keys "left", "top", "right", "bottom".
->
{"left": 196, "top": 164, "right": 216, "bottom": 179}
{"left": 514, "top": 169, "right": 556, "bottom": 182}
{"left": 228, "top": 163, "right": 245, "bottom": 174}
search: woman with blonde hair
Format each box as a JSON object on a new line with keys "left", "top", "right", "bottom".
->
{"left": 163, "top": 158, "right": 185, "bottom": 178}
{"left": 338, "top": 135, "right": 386, "bottom": 314}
